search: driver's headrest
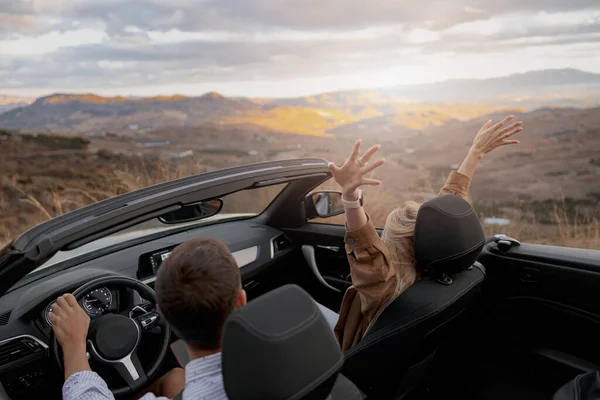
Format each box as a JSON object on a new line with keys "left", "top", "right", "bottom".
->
{"left": 222, "top": 284, "right": 344, "bottom": 400}
{"left": 414, "top": 194, "right": 485, "bottom": 277}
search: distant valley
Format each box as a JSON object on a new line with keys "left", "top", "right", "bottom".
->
{"left": 1, "top": 68, "right": 598, "bottom": 136}
{"left": 1, "top": 67, "right": 599, "bottom": 250}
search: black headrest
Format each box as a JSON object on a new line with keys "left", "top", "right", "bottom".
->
{"left": 414, "top": 194, "right": 485, "bottom": 276}
{"left": 222, "top": 284, "right": 344, "bottom": 400}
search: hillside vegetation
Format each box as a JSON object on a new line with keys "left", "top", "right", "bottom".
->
{"left": 1, "top": 115, "right": 598, "bottom": 250}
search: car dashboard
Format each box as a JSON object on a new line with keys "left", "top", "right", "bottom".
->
{"left": 39, "top": 286, "right": 121, "bottom": 332}
{"left": 0, "top": 219, "right": 294, "bottom": 399}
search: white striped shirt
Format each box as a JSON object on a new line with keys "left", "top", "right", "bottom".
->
{"left": 62, "top": 352, "right": 227, "bottom": 400}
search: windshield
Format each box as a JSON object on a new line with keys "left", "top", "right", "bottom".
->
{"left": 31, "top": 183, "right": 287, "bottom": 274}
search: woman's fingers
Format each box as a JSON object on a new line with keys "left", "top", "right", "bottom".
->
{"left": 491, "top": 115, "right": 515, "bottom": 131}
{"left": 360, "top": 144, "right": 381, "bottom": 164}
{"left": 498, "top": 120, "right": 522, "bottom": 132}
{"left": 327, "top": 162, "right": 340, "bottom": 174}
{"left": 501, "top": 139, "right": 520, "bottom": 146}
{"left": 498, "top": 121, "right": 522, "bottom": 135}
{"left": 481, "top": 119, "right": 494, "bottom": 130}
{"left": 500, "top": 125, "right": 523, "bottom": 138}
{"left": 361, "top": 178, "right": 382, "bottom": 186}
{"left": 502, "top": 127, "right": 523, "bottom": 139}
{"left": 347, "top": 139, "right": 362, "bottom": 164}
{"left": 361, "top": 159, "right": 385, "bottom": 174}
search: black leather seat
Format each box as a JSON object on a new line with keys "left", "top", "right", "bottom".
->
{"left": 222, "top": 284, "right": 364, "bottom": 400}
{"left": 553, "top": 371, "right": 600, "bottom": 400}
{"left": 341, "top": 194, "right": 487, "bottom": 399}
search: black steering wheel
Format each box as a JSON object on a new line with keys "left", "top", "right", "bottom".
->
{"left": 50, "top": 276, "right": 171, "bottom": 397}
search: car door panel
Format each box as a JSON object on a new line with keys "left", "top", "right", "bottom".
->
{"left": 313, "top": 244, "right": 351, "bottom": 284}
{"left": 285, "top": 224, "right": 349, "bottom": 282}
{"left": 287, "top": 222, "right": 388, "bottom": 288}
{"left": 478, "top": 241, "right": 600, "bottom": 379}
{"left": 285, "top": 222, "right": 381, "bottom": 310}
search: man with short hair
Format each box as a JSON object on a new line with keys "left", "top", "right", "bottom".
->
{"left": 51, "top": 237, "right": 247, "bottom": 399}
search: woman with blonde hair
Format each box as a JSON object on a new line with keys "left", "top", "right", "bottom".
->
{"left": 328, "top": 115, "right": 523, "bottom": 351}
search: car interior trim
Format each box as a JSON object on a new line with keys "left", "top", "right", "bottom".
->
{"left": 269, "top": 235, "right": 278, "bottom": 259}
{"left": 140, "top": 245, "right": 259, "bottom": 285}
{"left": 0, "top": 334, "right": 49, "bottom": 349}
{"left": 301, "top": 245, "right": 341, "bottom": 293}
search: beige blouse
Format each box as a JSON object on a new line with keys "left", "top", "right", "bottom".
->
{"left": 334, "top": 171, "right": 472, "bottom": 351}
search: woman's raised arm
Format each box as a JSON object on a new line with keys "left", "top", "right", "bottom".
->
{"left": 328, "top": 139, "right": 385, "bottom": 230}
{"left": 458, "top": 115, "right": 523, "bottom": 179}
{"left": 328, "top": 141, "right": 396, "bottom": 323}
{"left": 441, "top": 115, "right": 523, "bottom": 200}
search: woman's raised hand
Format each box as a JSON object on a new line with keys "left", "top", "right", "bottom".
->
{"left": 328, "top": 139, "right": 385, "bottom": 200}
{"left": 470, "top": 115, "right": 523, "bottom": 159}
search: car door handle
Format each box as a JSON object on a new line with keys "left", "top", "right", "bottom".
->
{"left": 301, "top": 245, "right": 341, "bottom": 293}
{"left": 316, "top": 245, "right": 340, "bottom": 252}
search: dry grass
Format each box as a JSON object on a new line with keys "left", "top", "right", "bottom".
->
{"left": 1, "top": 147, "right": 598, "bottom": 251}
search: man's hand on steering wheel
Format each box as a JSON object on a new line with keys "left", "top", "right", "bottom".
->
{"left": 49, "top": 294, "right": 93, "bottom": 379}
{"left": 49, "top": 276, "right": 171, "bottom": 397}
{"left": 50, "top": 294, "right": 90, "bottom": 347}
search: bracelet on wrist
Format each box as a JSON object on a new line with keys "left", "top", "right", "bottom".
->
{"left": 342, "top": 189, "right": 363, "bottom": 209}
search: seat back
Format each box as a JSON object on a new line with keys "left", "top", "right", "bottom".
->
{"left": 342, "top": 194, "right": 486, "bottom": 399}
{"left": 222, "top": 284, "right": 364, "bottom": 400}
{"left": 342, "top": 264, "right": 485, "bottom": 398}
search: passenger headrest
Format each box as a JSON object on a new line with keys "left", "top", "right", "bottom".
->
{"left": 414, "top": 194, "right": 485, "bottom": 278}
{"left": 222, "top": 284, "right": 344, "bottom": 400}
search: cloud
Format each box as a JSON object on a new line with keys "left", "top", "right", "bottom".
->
{"left": 422, "top": 10, "right": 600, "bottom": 53}
{"left": 5, "top": 0, "right": 600, "bottom": 36}
{"left": 1, "top": 0, "right": 600, "bottom": 95}
{"left": 0, "top": 12, "right": 36, "bottom": 29}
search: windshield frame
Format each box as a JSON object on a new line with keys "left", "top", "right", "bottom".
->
{"left": 0, "top": 159, "right": 332, "bottom": 298}
{"left": 29, "top": 180, "right": 291, "bottom": 274}
{"left": 7, "top": 213, "right": 260, "bottom": 294}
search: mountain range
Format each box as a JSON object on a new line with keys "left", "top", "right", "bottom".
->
{"left": 0, "top": 95, "right": 34, "bottom": 114}
{"left": 1, "top": 68, "right": 599, "bottom": 136}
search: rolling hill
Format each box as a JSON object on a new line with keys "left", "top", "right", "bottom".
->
{"left": 326, "top": 104, "right": 523, "bottom": 136}
{"left": 0, "top": 92, "right": 259, "bottom": 133}
{"left": 0, "top": 95, "right": 33, "bottom": 114}
{"left": 267, "top": 68, "right": 600, "bottom": 110}
{"left": 375, "top": 106, "right": 600, "bottom": 203}
{"left": 1, "top": 68, "right": 598, "bottom": 136}
{"left": 384, "top": 68, "right": 600, "bottom": 107}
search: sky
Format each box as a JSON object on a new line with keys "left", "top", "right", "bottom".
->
{"left": 1, "top": 0, "right": 600, "bottom": 98}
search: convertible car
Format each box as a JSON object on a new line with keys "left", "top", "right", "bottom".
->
{"left": 0, "top": 158, "right": 599, "bottom": 400}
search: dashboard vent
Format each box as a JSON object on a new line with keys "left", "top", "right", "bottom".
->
{"left": 0, "top": 337, "right": 44, "bottom": 366}
{"left": 272, "top": 235, "right": 292, "bottom": 257}
{"left": 0, "top": 310, "right": 12, "bottom": 326}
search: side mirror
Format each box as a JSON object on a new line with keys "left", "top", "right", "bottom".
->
{"left": 305, "top": 191, "right": 345, "bottom": 219}
{"left": 159, "top": 199, "right": 223, "bottom": 224}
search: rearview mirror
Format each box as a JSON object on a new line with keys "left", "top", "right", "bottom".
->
{"left": 159, "top": 199, "right": 223, "bottom": 224}
{"left": 305, "top": 191, "right": 345, "bottom": 219}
